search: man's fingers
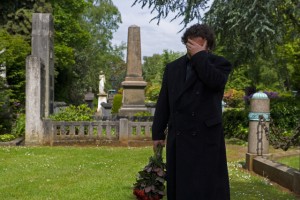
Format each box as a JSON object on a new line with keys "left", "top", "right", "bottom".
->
{"left": 203, "top": 40, "right": 208, "bottom": 48}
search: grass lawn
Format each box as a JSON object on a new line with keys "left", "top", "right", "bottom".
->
{"left": 277, "top": 155, "right": 300, "bottom": 170}
{"left": 0, "top": 145, "right": 297, "bottom": 200}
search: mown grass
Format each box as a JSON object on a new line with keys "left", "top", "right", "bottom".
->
{"left": 277, "top": 155, "right": 300, "bottom": 170}
{"left": 0, "top": 145, "right": 297, "bottom": 200}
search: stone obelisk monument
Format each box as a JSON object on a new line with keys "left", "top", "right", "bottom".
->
{"left": 119, "top": 25, "right": 147, "bottom": 116}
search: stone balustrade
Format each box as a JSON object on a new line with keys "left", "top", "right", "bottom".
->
{"left": 44, "top": 118, "right": 153, "bottom": 145}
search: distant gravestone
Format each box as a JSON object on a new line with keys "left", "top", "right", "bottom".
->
{"left": 84, "top": 88, "right": 95, "bottom": 109}
{"left": 119, "top": 25, "right": 147, "bottom": 116}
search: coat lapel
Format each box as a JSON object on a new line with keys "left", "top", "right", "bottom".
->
{"left": 172, "top": 56, "right": 186, "bottom": 102}
{"left": 172, "top": 55, "right": 198, "bottom": 103}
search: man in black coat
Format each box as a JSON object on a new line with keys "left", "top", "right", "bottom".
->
{"left": 152, "top": 24, "right": 232, "bottom": 200}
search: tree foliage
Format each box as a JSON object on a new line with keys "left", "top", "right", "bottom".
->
{"left": 51, "top": 0, "right": 125, "bottom": 104}
{"left": 0, "top": 29, "right": 30, "bottom": 105}
{"left": 0, "top": 0, "right": 125, "bottom": 105}
{"left": 133, "top": 0, "right": 300, "bottom": 63}
{"left": 143, "top": 50, "right": 184, "bottom": 102}
{"left": 0, "top": 0, "right": 125, "bottom": 136}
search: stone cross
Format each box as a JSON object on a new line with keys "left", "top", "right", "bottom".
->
{"left": 119, "top": 25, "right": 147, "bottom": 116}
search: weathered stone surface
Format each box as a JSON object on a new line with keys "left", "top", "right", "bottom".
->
{"left": 248, "top": 121, "right": 270, "bottom": 154}
{"left": 125, "top": 25, "right": 142, "bottom": 78}
{"left": 250, "top": 99, "right": 270, "bottom": 113}
{"left": 119, "top": 25, "right": 147, "bottom": 116}
{"left": 253, "top": 157, "right": 300, "bottom": 194}
{"left": 31, "top": 13, "right": 54, "bottom": 117}
{"left": 248, "top": 94, "right": 270, "bottom": 155}
{"left": 25, "top": 56, "right": 44, "bottom": 145}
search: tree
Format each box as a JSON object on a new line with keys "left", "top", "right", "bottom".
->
{"left": 81, "top": 0, "right": 125, "bottom": 91}
{"left": 0, "top": 0, "right": 52, "bottom": 40}
{"left": 143, "top": 50, "right": 184, "bottom": 102}
{"left": 0, "top": 30, "right": 30, "bottom": 106}
{"left": 47, "top": 0, "right": 125, "bottom": 104}
{"left": 133, "top": 0, "right": 300, "bottom": 64}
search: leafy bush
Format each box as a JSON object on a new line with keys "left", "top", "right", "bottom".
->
{"left": 11, "top": 113, "right": 25, "bottom": 137}
{"left": 223, "top": 108, "right": 248, "bottom": 141}
{"left": 145, "top": 84, "right": 161, "bottom": 102}
{"left": 111, "top": 94, "right": 122, "bottom": 114}
{"left": 49, "top": 104, "right": 94, "bottom": 121}
{"left": 223, "top": 89, "right": 245, "bottom": 108}
{"left": 0, "top": 78, "right": 12, "bottom": 134}
{"left": 270, "top": 97, "right": 300, "bottom": 135}
{"left": 133, "top": 111, "right": 152, "bottom": 117}
{"left": 0, "top": 134, "right": 16, "bottom": 142}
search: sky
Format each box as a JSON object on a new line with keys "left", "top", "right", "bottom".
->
{"left": 111, "top": 1, "right": 199, "bottom": 59}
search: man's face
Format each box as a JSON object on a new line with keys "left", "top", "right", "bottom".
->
{"left": 188, "top": 37, "right": 205, "bottom": 46}
{"left": 186, "top": 37, "right": 207, "bottom": 57}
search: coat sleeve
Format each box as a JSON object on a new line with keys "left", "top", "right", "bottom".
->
{"left": 152, "top": 65, "right": 170, "bottom": 140}
{"left": 190, "top": 51, "right": 232, "bottom": 91}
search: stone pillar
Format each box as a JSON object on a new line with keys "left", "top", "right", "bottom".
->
{"left": 119, "top": 25, "right": 147, "bottom": 116}
{"left": 31, "top": 13, "right": 54, "bottom": 117}
{"left": 246, "top": 92, "right": 271, "bottom": 170}
{"left": 119, "top": 118, "right": 129, "bottom": 143}
{"left": 25, "top": 56, "right": 45, "bottom": 145}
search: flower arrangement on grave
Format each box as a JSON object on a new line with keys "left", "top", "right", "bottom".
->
{"left": 133, "top": 144, "right": 166, "bottom": 200}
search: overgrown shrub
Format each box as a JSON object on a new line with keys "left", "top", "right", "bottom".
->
{"left": 0, "top": 78, "right": 12, "bottom": 134}
{"left": 49, "top": 104, "right": 94, "bottom": 121}
{"left": 133, "top": 111, "right": 152, "bottom": 117}
{"left": 11, "top": 113, "right": 25, "bottom": 137}
{"left": 270, "top": 97, "right": 300, "bottom": 135}
{"left": 223, "top": 89, "right": 245, "bottom": 108}
{"left": 111, "top": 94, "right": 122, "bottom": 114}
{"left": 145, "top": 84, "right": 161, "bottom": 102}
{"left": 222, "top": 108, "right": 248, "bottom": 141}
{"left": 0, "top": 134, "right": 16, "bottom": 142}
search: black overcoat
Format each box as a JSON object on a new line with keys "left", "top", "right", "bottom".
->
{"left": 152, "top": 51, "right": 232, "bottom": 200}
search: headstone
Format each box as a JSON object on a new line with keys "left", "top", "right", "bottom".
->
{"left": 84, "top": 88, "right": 95, "bottom": 109}
{"left": 119, "top": 25, "right": 147, "bottom": 116}
{"left": 246, "top": 91, "right": 271, "bottom": 170}
{"left": 53, "top": 101, "right": 68, "bottom": 114}
{"left": 31, "top": 13, "right": 54, "bottom": 117}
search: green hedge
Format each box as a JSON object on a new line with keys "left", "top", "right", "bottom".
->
{"left": 222, "top": 108, "right": 248, "bottom": 141}
{"left": 270, "top": 97, "right": 300, "bottom": 135}
{"left": 111, "top": 94, "right": 122, "bottom": 114}
{"left": 11, "top": 113, "right": 25, "bottom": 137}
{"left": 222, "top": 97, "right": 300, "bottom": 143}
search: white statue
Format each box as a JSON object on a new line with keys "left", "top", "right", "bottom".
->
{"left": 99, "top": 71, "right": 106, "bottom": 94}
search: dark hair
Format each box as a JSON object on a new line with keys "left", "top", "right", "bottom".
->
{"left": 181, "top": 24, "right": 216, "bottom": 51}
